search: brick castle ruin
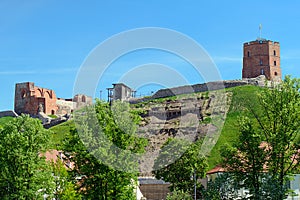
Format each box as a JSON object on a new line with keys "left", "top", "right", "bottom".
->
{"left": 14, "top": 82, "right": 92, "bottom": 116}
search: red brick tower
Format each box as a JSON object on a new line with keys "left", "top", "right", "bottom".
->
{"left": 242, "top": 39, "right": 282, "bottom": 81}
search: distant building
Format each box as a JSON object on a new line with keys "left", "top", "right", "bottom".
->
{"left": 107, "top": 83, "right": 135, "bottom": 102}
{"left": 14, "top": 82, "right": 92, "bottom": 115}
{"left": 242, "top": 38, "right": 282, "bottom": 81}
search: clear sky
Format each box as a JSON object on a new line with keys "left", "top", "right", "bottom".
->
{"left": 1, "top": 0, "right": 300, "bottom": 111}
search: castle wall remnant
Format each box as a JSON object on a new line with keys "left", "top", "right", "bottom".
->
{"left": 129, "top": 76, "right": 266, "bottom": 104}
{"left": 0, "top": 110, "right": 18, "bottom": 118}
{"left": 242, "top": 39, "right": 282, "bottom": 81}
{"left": 14, "top": 82, "right": 92, "bottom": 116}
{"left": 15, "top": 82, "right": 58, "bottom": 115}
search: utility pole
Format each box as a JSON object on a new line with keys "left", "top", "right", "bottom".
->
{"left": 194, "top": 168, "right": 197, "bottom": 200}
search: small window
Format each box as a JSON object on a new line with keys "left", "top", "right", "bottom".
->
{"left": 261, "top": 69, "right": 265, "bottom": 75}
{"left": 274, "top": 61, "right": 277, "bottom": 66}
{"left": 260, "top": 59, "right": 263, "bottom": 65}
{"left": 21, "top": 90, "right": 26, "bottom": 99}
{"left": 247, "top": 51, "right": 250, "bottom": 57}
{"left": 275, "top": 72, "right": 278, "bottom": 76}
{"left": 274, "top": 50, "right": 276, "bottom": 56}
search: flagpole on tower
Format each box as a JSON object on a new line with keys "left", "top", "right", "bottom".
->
{"left": 259, "top": 24, "right": 262, "bottom": 39}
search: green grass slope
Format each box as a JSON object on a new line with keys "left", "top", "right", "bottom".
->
{"left": 207, "top": 85, "right": 261, "bottom": 169}
{"left": 49, "top": 120, "right": 75, "bottom": 149}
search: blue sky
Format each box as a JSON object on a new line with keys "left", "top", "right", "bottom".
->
{"left": 1, "top": 0, "right": 300, "bottom": 110}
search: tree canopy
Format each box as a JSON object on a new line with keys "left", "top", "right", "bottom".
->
{"left": 63, "top": 100, "right": 148, "bottom": 199}
{"left": 153, "top": 139, "right": 208, "bottom": 198}
{"left": 221, "top": 76, "right": 300, "bottom": 199}
{"left": 0, "top": 115, "right": 55, "bottom": 199}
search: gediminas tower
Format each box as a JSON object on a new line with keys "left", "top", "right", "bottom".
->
{"left": 242, "top": 36, "right": 282, "bottom": 81}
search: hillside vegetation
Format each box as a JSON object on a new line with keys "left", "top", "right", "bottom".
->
{"left": 208, "top": 85, "right": 261, "bottom": 168}
{"left": 0, "top": 116, "right": 13, "bottom": 127}
{"left": 47, "top": 85, "right": 262, "bottom": 170}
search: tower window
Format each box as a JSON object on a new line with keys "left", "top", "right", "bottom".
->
{"left": 247, "top": 51, "right": 250, "bottom": 57}
{"left": 275, "top": 72, "right": 278, "bottom": 76}
{"left": 274, "top": 50, "right": 276, "bottom": 56}
{"left": 274, "top": 61, "right": 277, "bottom": 66}
{"left": 261, "top": 69, "right": 265, "bottom": 75}
{"left": 260, "top": 59, "right": 263, "bottom": 65}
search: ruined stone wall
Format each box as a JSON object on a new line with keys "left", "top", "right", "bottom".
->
{"left": 15, "top": 82, "right": 34, "bottom": 115}
{"left": 14, "top": 82, "right": 58, "bottom": 115}
{"left": 34, "top": 86, "right": 58, "bottom": 115}
{"left": 15, "top": 82, "right": 92, "bottom": 116}
{"left": 151, "top": 80, "right": 247, "bottom": 99}
{"left": 73, "top": 94, "right": 93, "bottom": 109}
{"left": 129, "top": 77, "right": 266, "bottom": 104}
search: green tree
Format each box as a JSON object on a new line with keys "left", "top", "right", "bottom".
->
{"left": 0, "top": 114, "right": 55, "bottom": 199}
{"left": 202, "top": 173, "right": 241, "bottom": 200}
{"left": 153, "top": 139, "right": 208, "bottom": 198}
{"left": 63, "top": 100, "right": 147, "bottom": 199}
{"left": 221, "top": 117, "right": 269, "bottom": 199}
{"left": 166, "top": 188, "right": 193, "bottom": 200}
{"left": 50, "top": 159, "right": 81, "bottom": 200}
{"left": 221, "top": 76, "right": 300, "bottom": 199}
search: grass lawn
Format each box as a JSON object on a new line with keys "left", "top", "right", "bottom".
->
{"left": 49, "top": 120, "right": 75, "bottom": 149}
{"left": 207, "top": 85, "right": 262, "bottom": 169}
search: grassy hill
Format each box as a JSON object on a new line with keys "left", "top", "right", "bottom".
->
{"left": 49, "top": 120, "right": 75, "bottom": 149}
{"left": 47, "top": 85, "right": 262, "bottom": 170}
{"left": 208, "top": 85, "right": 261, "bottom": 168}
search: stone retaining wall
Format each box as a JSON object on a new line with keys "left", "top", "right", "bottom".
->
{"left": 0, "top": 110, "right": 18, "bottom": 118}
{"left": 129, "top": 76, "right": 266, "bottom": 104}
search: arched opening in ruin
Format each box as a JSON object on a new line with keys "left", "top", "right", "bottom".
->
{"left": 21, "top": 90, "right": 27, "bottom": 99}
{"left": 51, "top": 110, "right": 55, "bottom": 115}
{"left": 82, "top": 95, "right": 86, "bottom": 103}
{"left": 37, "top": 89, "right": 43, "bottom": 97}
{"left": 45, "top": 91, "right": 52, "bottom": 99}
